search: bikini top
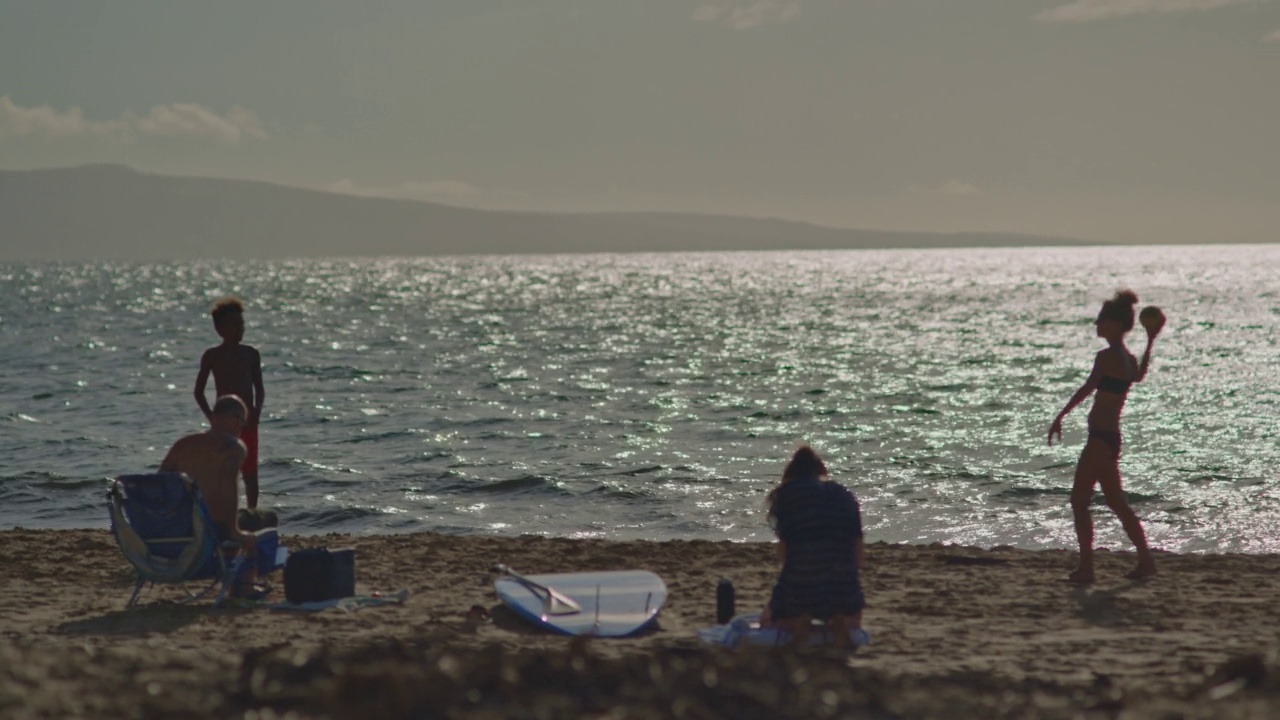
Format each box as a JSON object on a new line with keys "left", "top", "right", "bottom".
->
{"left": 1096, "top": 375, "right": 1132, "bottom": 395}
{"left": 1096, "top": 349, "right": 1137, "bottom": 395}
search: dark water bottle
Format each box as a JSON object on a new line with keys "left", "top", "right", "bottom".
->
{"left": 716, "top": 579, "right": 735, "bottom": 624}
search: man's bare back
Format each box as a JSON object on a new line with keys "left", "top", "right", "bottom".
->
{"left": 160, "top": 396, "right": 248, "bottom": 547}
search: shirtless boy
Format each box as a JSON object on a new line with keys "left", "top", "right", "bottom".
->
{"left": 195, "top": 297, "right": 265, "bottom": 508}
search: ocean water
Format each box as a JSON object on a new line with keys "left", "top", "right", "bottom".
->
{"left": 2, "top": 246, "right": 1278, "bottom": 552}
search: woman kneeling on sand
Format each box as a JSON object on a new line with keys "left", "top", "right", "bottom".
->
{"left": 760, "top": 445, "right": 865, "bottom": 643}
{"left": 1049, "top": 290, "right": 1162, "bottom": 583}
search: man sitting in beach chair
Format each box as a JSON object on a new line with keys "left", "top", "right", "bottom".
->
{"left": 109, "top": 471, "right": 273, "bottom": 607}
{"left": 158, "top": 394, "right": 280, "bottom": 594}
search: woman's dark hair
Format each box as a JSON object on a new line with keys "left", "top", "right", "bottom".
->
{"left": 1098, "top": 289, "right": 1139, "bottom": 332}
{"left": 767, "top": 445, "right": 828, "bottom": 519}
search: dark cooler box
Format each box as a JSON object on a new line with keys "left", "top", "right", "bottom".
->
{"left": 284, "top": 547, "right": 355, "bottom": 604}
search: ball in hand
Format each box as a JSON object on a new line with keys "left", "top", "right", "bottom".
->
{"left": 1139, "top": 306, "right": 1165, "bottom": 336}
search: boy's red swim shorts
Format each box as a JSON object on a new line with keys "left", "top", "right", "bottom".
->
{"left": 239, "top": 425, "right": 258, "bottom": 477}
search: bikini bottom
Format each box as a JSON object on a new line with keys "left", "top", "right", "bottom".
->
{"left": 1087, "top": 425, "right": 1122, "bottom": 460}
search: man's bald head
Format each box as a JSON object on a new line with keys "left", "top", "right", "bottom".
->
{"left": 212, "top": 395, "right": 248, "bottom": 422}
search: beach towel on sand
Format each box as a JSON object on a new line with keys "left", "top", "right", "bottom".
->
{"left": 228, "top": 588, "right": 410, "bottom": 612}
{"left": 698, "top": 614, "right": 870, "bottom": 649}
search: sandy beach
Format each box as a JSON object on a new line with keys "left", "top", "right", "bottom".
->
{"left": 2, "top": 529, "right": 1280, "bottom": 719}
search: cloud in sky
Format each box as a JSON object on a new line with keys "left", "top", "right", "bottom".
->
{"left": 327, "top": 178, "right": 531, "bottom": 207}
{"left": 910, "top": 180, "right": 983, "bottom": 197}
{"left": 940, "top": 180, "right": 982, "bottom": 196}
{"left": 133, "top": 104, "right": 265, "bottom": 143}
{"left": 693, "top": 0, "right": 802, "bottom": 30}
{"left": 0, "top": 96, "right": 265, "bottom": 144}
{"left": 1267, "top": 28, "right": 1280, "bottom": 40}
{"left": 1036, "top": 0, "right": 1252, "bottom": 23}
{"left": 0, "top": 96, "right": 128, "bottom": 140}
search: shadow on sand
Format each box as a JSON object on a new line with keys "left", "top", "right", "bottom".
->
{"left": 1069, "top": 581, "right": 1148, "bottom": 628}
{"left": 52, "top": 602, "right": 221, "bottom": 637}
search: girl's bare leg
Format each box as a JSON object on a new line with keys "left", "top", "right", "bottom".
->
{"left": 1098, "top": 463, "right": 1157, "bottom": 579}
{"left": 1069, "top": 442, "right": 1106, "bottom": 583}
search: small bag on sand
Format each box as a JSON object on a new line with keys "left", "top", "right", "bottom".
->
{"left": 284, "top": 547, "right": 355, "bottom": 604}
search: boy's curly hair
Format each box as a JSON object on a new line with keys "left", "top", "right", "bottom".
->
{"left": 210, "top": 296, "right": 245, "bottom": 327}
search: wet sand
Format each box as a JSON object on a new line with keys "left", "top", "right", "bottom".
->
{"left": 2, "top": 529, "right": 1280, "bottom": 719}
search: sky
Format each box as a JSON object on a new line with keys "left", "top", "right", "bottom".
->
{"left": 2, "top": 0, "right": 1279, "bottom": 244}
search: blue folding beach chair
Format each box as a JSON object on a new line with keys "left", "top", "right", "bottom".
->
{"left": 108, "top": 472, "right": 281, "bottom": 608}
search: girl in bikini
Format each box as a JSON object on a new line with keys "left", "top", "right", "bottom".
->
{"left": 1048, "top": 290, "right": 1161, "bottom": 583}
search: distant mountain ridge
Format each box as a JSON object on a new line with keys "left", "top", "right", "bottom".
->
{"left": 0, "top": 165, "right": 1095, "bottom": 260}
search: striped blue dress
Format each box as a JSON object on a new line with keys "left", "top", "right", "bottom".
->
{"left": 768, "top": 475, "right": 865, "bottom": 621}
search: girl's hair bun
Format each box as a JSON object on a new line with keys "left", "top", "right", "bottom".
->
{"left": 1099, "top": 289, "right": 1139, "bottom": 331}
{"left": 1113, "top": 289, "right": 1139, "bottom": 306}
